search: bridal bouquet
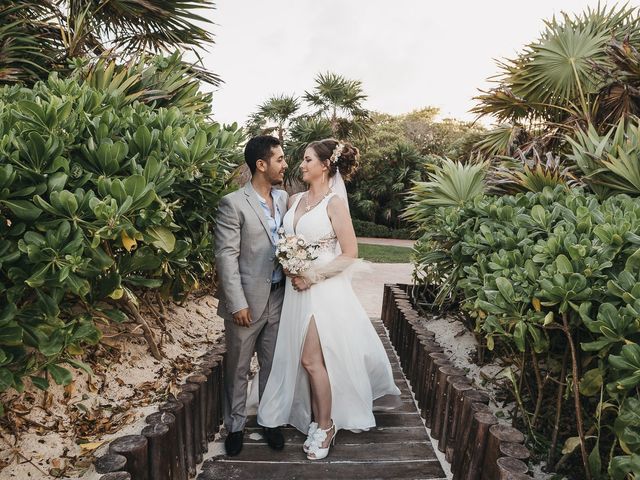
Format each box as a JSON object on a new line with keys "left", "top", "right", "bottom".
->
{"left": 275, "top": 227, "right": 320, "bottom": 274}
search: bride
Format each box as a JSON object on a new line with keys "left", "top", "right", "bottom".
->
{"left": 257, "top": 138, "right": 401, "bottom": 460}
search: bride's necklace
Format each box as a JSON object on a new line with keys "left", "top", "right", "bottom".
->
{"left": 304, "top": 189, "right": 331, "bottom": 212}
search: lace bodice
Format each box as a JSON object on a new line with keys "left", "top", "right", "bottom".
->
{"left": 283, "top": 192, "right": 340, "bottom": 262}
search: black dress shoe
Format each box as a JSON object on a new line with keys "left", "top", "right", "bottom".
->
{"left": 263, "top": 427, "right": 285, "bottom": 450}
{"left": 225, "top": 430, "right": 244, "bottom": 456}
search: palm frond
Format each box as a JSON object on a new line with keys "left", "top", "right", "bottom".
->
{"left": 0, "top": 0, "right": 220, "bottom": 85}
{"left": 472, "top": 88, "right": 532, "bottom": 123}
{"left": 566, "top": 117, "right": 640, "bottom": 196}
{"left": 0, "top": 2, "right": 60, "bottom": 83}
{"left": 474, "top": 4, "right": 640, "bottom": 125}
{"left": 474, "top": 124, "right": 527, "bottom": 157}
{"left": 594, "top": 38, "right": 640, "bottom": 126}
{"left": 403, "top": 158, "right": 487, "bottom": 225}
{"left": 303, "top": 71, "right": 371, "bottom": 137}
{"left": 489, "top": 150, "right": 580, "bottom": 194}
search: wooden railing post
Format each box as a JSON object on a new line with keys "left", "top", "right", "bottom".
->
{"left": 425, "top": 356, "right": 452, "bottom": 427}
{"left": 99, "top": 473, "right": 132, "bottom": 480}
{"left": 481, "top": 424, "right": 527, "bottom": 480}
{"left": 108, "top": 435, "right": 148, "bottom": 480}
{"left": 177, "top": 391, "right": 196, "bottom": 476}
{"left": 94, "top": 453, "right": 127, "bottom": 475}
{"left": 187, "top": 374, "right": 209, "bottom": 455}
{"left": 146, "top": 411, "right": 181, "bottom": 480}
{"left": 497, "top": 457, "right": 530, "bottom": 479}
{"left": 141, "top": 423, "right": 171, "bottom": 480}
{"left": 451, "top": 391, "right": 490, "bottom": 476}
{"left": 431, "top": 366, "right": 466, "bottom": 440}
{"left": 440, "top": 376, "right": 472, "bottom": 455}
{"left": 456, "top": 411, "right": 498, "bottom": 480}
{"left": 159, "top": 401, "right": 187, "bottom": 480}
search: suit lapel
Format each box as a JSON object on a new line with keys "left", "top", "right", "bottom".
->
{"left": 244, "top": 183, "right": 275, "bottom": 245}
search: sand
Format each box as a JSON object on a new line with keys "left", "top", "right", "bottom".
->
{"left": 0, "top": 293, "right": 224, "bottom": 480}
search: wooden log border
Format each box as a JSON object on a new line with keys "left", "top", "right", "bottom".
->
{"left": 94, "top": 283, "right": 535, "bottom": 479}
{"left": 382, "top": 283, "right": 536, "bottom": 480}
{"left": 95, "top": 344, "right": 226, "bottom": 479}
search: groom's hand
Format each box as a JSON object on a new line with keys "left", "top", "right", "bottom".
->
{"left": 232, "top": 308, "right": 252, "bottom": 327}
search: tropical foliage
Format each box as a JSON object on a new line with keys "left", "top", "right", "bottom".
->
{"left": 0, "top": 69, "right": 242, "bottom": 414}
{"left": 246, "top": 94, "right": 301, "bottom": 143}
{"left": 406, "top": 178, "right": 640, "bottom": 479}
{"left": 473, "top": 4, "right": 640, "bottom": 129}
{"left": 567, "top": 119, "right": 640, "bottom": 197}
{"left": 404, "top": 5, "right": 640, "bottom": 479}
{"left": 303, "top": 72, "right": 371, "bottom": 140}
{"left": 351, "top": 219, "right": 413, "bottom": 239}
{"left": 0, "top": 0, "right": 220, "bottom": 86}
{"left": 348, "top": 109, "right": 484, "bottom": 229}
{"left": 246, "top": 71, "right": 371, "bottom": 185}
{"left": 472, "top": 4, "right": 640, "bottom": 199}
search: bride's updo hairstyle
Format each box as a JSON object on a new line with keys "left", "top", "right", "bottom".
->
{"left": 307, "top": 138, "right": 359, "bottom": 181}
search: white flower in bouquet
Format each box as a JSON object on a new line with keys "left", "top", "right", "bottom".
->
{"left": 275, "top": 230, "right": 319, "bottom": 275}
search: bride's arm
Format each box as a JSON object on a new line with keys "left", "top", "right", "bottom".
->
{"left": 327, "top": 196, "right": 357, "bottom": 259}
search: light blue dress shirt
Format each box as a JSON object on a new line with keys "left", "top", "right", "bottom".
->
{"left": 255, "top": 188, "right": 285, "bottom": 283}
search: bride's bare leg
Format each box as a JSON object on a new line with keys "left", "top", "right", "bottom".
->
{"left": 301, "top": 317, "right": 334, "bottom": 448}
{"left": 310, "top": 386, "right": 319, "bottom": 423}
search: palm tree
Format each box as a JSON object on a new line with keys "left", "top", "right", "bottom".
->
{"left": 0, "top": 2, "right": 58, "bottom": 83}
{"left": 471, "top": 4, "right": 640, "bottom": 200}
{"left": 246, "top": 94, "right": 301, "bottom": 143}
{"left": 283, "top": 116, "right": 333, "bottom": 187}
{"left": 248, "top": 73, "right": 372, "bottom": 186}
{"left": 473, "top": 5, "right": 640, "bottom": 128}
{"left": 0, "top": 0, "right": 220, "bottom": 86}
{"left": 304, "top": 72, "right": 371, "bottom": 139}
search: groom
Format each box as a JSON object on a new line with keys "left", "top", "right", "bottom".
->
{"left": 214, "top": 135, "right": 288, "bottom": 456}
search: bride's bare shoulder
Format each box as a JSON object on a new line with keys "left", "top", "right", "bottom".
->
{"left": 327, "top": 194, "right": 349, "bottom": 218}
{"left": 327, "top": 193, "right": 347, "bottom": 208}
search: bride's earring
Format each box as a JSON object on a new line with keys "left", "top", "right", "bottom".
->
{"left": 322, "top": 171, "right": 326, "bottom": 184}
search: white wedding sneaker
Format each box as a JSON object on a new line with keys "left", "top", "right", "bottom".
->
{"left": 306, "top": 421, "right": 337, "bottom": 460}
{"left": 303, "top": 422, "right": 319, "bottom": 453}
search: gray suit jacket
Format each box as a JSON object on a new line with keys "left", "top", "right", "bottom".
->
{"left": 214, "top": 182, "right": 289, "bottom": 321}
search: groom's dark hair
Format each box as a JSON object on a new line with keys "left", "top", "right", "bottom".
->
{"left": 245, "top": 135, "right": 282, "bottom": 174}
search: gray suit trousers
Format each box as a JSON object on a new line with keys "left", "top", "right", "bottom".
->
{"left": 224, "top": 285, "right": 285, "bottom": 432}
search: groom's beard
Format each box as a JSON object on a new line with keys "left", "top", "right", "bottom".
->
{"left": 270, "top": 176, "right": 285, "bottom": 186}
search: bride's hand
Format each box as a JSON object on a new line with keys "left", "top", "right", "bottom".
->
{"left": 291, "top": 276, "right": 311, "bottom": 292}
{"left": 282, "top": 267, "right": 295, "bottom": 277}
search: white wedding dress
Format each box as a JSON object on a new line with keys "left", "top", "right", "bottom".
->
{"left": 257, "top": 192, "right": 401, "bottom": 433}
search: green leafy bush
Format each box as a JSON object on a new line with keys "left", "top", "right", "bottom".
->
{"left": 0, "top": 73, "right": 242, "bottom": 411}
{"left": 407, "top": 185, "right": 640, "bottom": 479}
{"left": 352, "top": 219, "right": 415, "bottom": 240}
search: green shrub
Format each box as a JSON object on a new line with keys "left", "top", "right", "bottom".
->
{"left": 0, "top": 73, "right": 242, "bottom": 411}
{"left": 352, "top": 219, "right": 415, "bottom": 239}
{"left": 407, "top": 185, "right": 640, "bottom": 479}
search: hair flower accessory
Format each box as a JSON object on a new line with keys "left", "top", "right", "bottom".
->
{"left": 329, "top": 142, "right": 345, "bottom": 164}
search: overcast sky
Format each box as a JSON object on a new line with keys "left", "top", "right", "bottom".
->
{"left": 200, "top": 1, "right": 629, "bottom": 126}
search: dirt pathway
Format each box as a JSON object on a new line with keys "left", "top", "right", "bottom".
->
{"left": 352, "top": 262, "right": 414, "bottom": 317}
